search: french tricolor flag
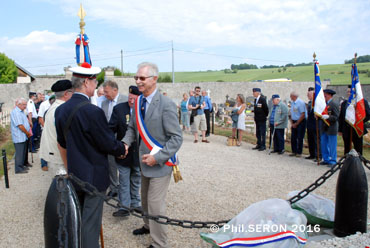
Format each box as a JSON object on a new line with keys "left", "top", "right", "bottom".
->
{"left": 345, "top": 64, "right": 366, "bottom": 137}
{"left": 313, "top": 61, "right": 330, "bottom": 126}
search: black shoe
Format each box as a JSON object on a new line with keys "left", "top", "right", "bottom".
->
{"left": 24, "top": 163, "right": 33, "bottom": 167}
{"left": 278, "top": 150, "right": 285, "bottom": 155}
{"left": 313, "top": 158, "right": 322, "bottom": 163}
{"left": 107, "top": 191, "right": 118, "bottom": 198}
{"left": 320, "top": 161, "right": 329, "bottom": 165}
{"left": 305, "top": 156, "right": 314, "bottom": 160}
{"left": 252, "top": 146, "right": 260, "bottom": 150}
{"left": 113, "top": 209, "right": 130, "bottom": 217}
{"left": 270, "top": 150, "right": 278, "bottom": 153}
{"left": 22, "top": 166, "right": 29, "bottom": 170}
{"left": 133, "top": 226, "right": 150, "bottom": 235}
{"left": 16, "top": 170, "right": 28, "bottom": 174}
{"left": 132, "top": 206, "right": 143, "bottom": 213}
{"left": 289, "top": 153, "right": 296, "bottom": 157}
{"left": 148, "top": 245, "right": 154, "bottom": 248}
{"left": 258, "top": 147, "right": 266, "bottom": 151}
{"left": 205, "top": 134, "right": 210, "bottom": 137}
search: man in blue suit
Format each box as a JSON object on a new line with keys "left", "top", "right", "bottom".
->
{"left": 109, "top": 86, "right": 142, "bottom": 218}
{"left": 55, "top": 62, "right": 127, "bottom": 248}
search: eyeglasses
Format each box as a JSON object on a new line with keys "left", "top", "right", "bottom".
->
{"left": 134, "top": 76, "right": 154, "bottom": 81}
{"left": 195, "top": 90, "right": 200, "bottom": 92}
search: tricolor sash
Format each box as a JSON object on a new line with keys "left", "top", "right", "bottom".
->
{"left": 135, "top": 95, "right": 177, "bottom": 166}
{"left": 214, "top": 231, "right": 307, "bottom": 247}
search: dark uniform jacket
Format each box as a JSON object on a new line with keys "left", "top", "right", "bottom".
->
{"left": 108, "top": 102, "right": 139, "bottom": 168}
{"left": 254, "top": 96, "right": 269, "bottom": 122}
{"left": 321, "top": 99, "right": 339, "bottom": 135}
{"left": 55, "top": 93, "right": 126, "bottom": 191}
{"left": 339, "top": 99, "right": 370, "bottom": 137}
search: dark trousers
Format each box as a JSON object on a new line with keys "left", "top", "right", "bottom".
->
{"left": 77, "top": 191, "right": 105, "bottom": 248}
{"left": 291, "top": 119, "right": 306, "bottom": 154}
{"left": 270, "top": 125, "right": 285, "bottom": 152}
{"left": 204, "top": 109, "right": 211, "bottom": 136}
{"left": 255, "top": 121, "right": 266, "bottom": 148}
{"left": 307, "top": 128, "right": 321, "bottom": 158}
{"left": 343, "top": 132, "right": 363, "bottom": 155}
{"left": 24, "top": 139, "right": 29, "bottom": 165}
{"left": 14, "top": 142, "right": 27, "bottom": 173}
{"left": 30, "top": 118, "right": 38, "bottom": 152}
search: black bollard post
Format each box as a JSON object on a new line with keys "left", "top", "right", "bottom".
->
{"left": 2, "top": 149, "right": 9, "bottom": 188}
{"left": 334, "top": 149, "right": 368, "bottom": 237}
{"left": 211, "top": 110, "right": 214, "bottom": 134}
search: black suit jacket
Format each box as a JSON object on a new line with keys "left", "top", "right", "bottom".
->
{"left": 55, "top": 93, "right": 126, "bottom": 191}
{"left": 254, "top": 96, "right": 269, "bottom": 122}
{"left": 109, "top": 102, "right": 139, "bottom": 167}
{"left": 339, "top": 99, "right": 370, "bottom": 137}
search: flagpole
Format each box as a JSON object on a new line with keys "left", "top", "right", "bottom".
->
{"left": 349, "top": 53, "right": 357, "bottom": 151}
{"left": 313, "top": 52, "right": 320, "bottom": 166}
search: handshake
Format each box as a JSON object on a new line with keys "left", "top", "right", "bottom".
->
{"left": 117, "top": 143, "right": 129, "bottom": 159}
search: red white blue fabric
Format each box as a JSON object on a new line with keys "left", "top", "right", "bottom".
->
{"left": 135, "top": 95, "right": 177, "bottom": 166}
{"left": 313, "top": 61, "right": 330, "bottom": 126}
{"left": 345, "top": 64, "right": 366, "bottom": 137}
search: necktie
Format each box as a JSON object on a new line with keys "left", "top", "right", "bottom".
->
{"left": 107, "top": 100, "right": 113, "bottom": 121}
{"left": 141, "top": 98, "right": 147, "bottom": 119}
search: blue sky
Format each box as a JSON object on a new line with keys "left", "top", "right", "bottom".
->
{"left": 1, "top": 0, "right": 370, "bottom": 76}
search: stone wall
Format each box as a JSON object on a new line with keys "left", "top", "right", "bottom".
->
{"left": 6, "top": 74, "right": 364, "bottom": 111}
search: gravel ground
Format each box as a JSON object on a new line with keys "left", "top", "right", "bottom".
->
{"left": 0, "top": 132, "right": 369, "bottom": 248}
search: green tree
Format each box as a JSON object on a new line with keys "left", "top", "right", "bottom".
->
{"left": 0, "top": 53, "right": 17, "bottom": 84}
{"left": 114, "top": 68, "right": 123, "bottom": 76}
{"left": 97, "top": 70, "right": 105, "bottom": 85}
{"left": 158, "top": 74, "right": 172, "bottom": 82}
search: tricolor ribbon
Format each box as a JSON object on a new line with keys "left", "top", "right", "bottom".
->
{"left": 214, "top": 231, "right": 307, "bottom": 247}
{"left": 135, "top": 95, "right": 177, "bottom": 166}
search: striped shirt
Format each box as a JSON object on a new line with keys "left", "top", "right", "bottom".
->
{"left": 11, "top": 106, "right": 30, "bottom": 143}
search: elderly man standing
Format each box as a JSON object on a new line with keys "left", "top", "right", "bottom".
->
{"left": 320, "top": 89, "right": 339, "bottom": 166}
{"left": 101, "top": 80, "right": 128, "bottom": 197}
{"left": 109, "top": 85, "right": 142, "bottom": 217}
{"left": 289, "top": 91, "right": 307, "bottom": 157}
{"left": 55, "top": 63, "right": 127, "bottom": 248}
{"left": 123, "top": 62, "right": 182, "bottom": 248}
{"left": 11, "top": 98, "right": 32, "bottom": 174}
{"left": 252, "top": 88, "right": 269, "bottom": 151}
{"left": 40, "top": 79, "right": 73, "bottom": 174}
{"left": 268, "top": 94, "right": 289, "bottom": 155}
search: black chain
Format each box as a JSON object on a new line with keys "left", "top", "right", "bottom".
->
{"left": 62, "top": 154, "right": 365, "bottom": 229}
{"left": 67, "top": 174, "right": 230, "bottom": 228}
{"left": 287, "top": 156, "right": 345, "bottom": 204}
{"left": 56, "top": 176, "right": 69, "bottom": 248}
{"left": 360, "top": 155, "right": 370, "bottom": 170}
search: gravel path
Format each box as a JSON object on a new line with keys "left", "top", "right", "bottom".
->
{"left": 0, "top": 132, "right": 369, "bottom": 247}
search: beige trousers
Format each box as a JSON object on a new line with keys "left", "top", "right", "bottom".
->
{"left": 142, "top": 173, "right": 172, "bottom": 248}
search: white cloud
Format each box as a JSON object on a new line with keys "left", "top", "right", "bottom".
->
{"left": 0, "top": 30, "right": 76, "bottom": 74}
{"left": 55, "top": 0, "right": 370, "bottom": 53}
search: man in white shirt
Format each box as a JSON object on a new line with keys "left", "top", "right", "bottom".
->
{"left": 40, "top": 80, "right": 73, "bottom": 173}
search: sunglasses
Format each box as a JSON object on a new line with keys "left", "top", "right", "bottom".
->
{"left": 134, "top": 76, "right": 154, "bottom": 81}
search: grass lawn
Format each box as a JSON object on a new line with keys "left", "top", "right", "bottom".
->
{"left": 161, "top": 62, "right": 370, "bottom": 85}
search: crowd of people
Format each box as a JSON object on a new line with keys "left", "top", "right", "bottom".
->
{"left": 9, "top": 61, "right": 370, "bottom": 248}
{"left": 247, "top": 86, "right": 370, "bottom": 167}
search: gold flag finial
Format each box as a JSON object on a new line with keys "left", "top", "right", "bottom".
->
{"left": 354, "top": 53, "right": 358, "bottom": 64}
{"left": 78, "top": 4, "right": 86, "bottom": 35}
{"left": 313, "top": 52, "right": 316, "bottom": 61}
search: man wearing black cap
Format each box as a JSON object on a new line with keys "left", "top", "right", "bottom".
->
{"left": 306, "top": 87, "right": 321, "bottom": 160}
{"left": 55, "top": 63, "right": 127, "bottom": 248}
{"left": 40, "top": 79, "right": 73, "bottom": 173}
{"left": 268, "top": 94, "right": 288, "bottom": 154}
{"left": 109, "top": 85, "right": 142, "bottom": 217}
{"left": 320, "top": 89, "right": 339, "bottom": 166}
{"left": 252, "top": 88, "right": 269, "bottom": 151}
{"left": 109, "top": 86, "right": 141, "bottom": 217}
{"left": 338, "top": 85, "right": 370, "bottom": 155}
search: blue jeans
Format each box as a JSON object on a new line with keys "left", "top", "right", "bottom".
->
{"left": 321, "top": 133, "right": 337, "bottom": 165}
{"left": 181, "top": 111, "right": 189, "bottom": 128}
{"left": 117, "top": 165, "right": 141, "bottom": 209}
{"left": 41, "top": 158, "right": 48, "bottom": 168}
{"left": 291, "top": 119, "right": 306, "bottom": 154}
